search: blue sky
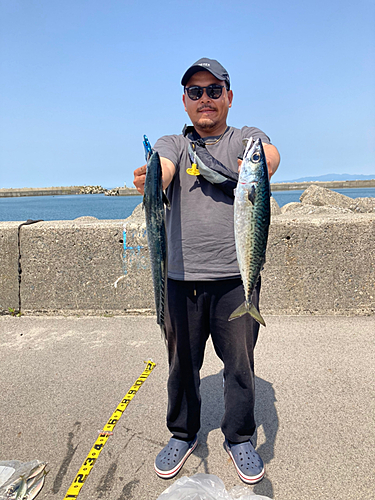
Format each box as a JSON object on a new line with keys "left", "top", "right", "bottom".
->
{"left": 1, "top": 0, "right": 374, "bottom": 188}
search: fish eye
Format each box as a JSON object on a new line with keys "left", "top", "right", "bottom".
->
{"left": 251, "top": 152, "right": 261, "bottom": 163}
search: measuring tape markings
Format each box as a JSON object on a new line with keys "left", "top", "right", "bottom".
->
{"left": 63, "top": 360, "right": 156, "bottom": 500}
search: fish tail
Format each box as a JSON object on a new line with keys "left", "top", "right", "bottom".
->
{"left": 160, "top": 324, "right": 168, "bottom": 346}
{"left": 228, "top": 301, "right": 266, "bottom": 327}
{"left": 249, "top": 303, "right": 266, "bottom": 326}
{"left": 228, "top": 301, "right": 248, "bottom": 321}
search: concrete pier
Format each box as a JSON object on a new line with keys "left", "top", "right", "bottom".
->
{"left": 1, "top": 314, "right": 374, "bottom": 500}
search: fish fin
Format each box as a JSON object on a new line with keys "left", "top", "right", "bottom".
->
{"left": 248, "top": 185, "right": 257, "bottom": 205}
{"left": 228, "top": 301, "right": 266, "bottom": 327}
{"left": 249, "top": 302, "right": 266, "bottom": 326}
{"left": 228, "top": 301, "right": 248, "bottom": 321}
{"left": 163, "top": 192, "right": 171, "bottom": 209}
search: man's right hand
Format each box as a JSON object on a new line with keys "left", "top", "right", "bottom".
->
{"left": 133, "top": 157, "right": 176, "bottom": 195}
{"left": 133, "top": 164, "right": 147, "bottom": 195}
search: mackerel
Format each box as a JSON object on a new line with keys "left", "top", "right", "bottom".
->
{"left": 14, "top": 476, "right": 27, "bottom": 499}
{"left": 24, "top": 474, "right": 46, "bottom": 500}
{"left": 229, "top": 137, "right": 271, "bottom": 326}
{"left": 143, "top": 136, "right": 169, "bottom": 341}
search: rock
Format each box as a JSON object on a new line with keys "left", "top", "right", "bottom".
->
{"left": 281, "top": 202, "right": 302, "bottom": 213}
{"left": 300, "top": 185, "right": 352, "bottom": 208}
{"left": 300, "top": 185, "right": 375, "bottom": 213}
{"left": 79, "top": 185, "right": 106, "bottom": 194}
{"left": 301, "top": 205, "right": 352, "bottom": 215}
{"left": 353, "top": 197, "right": 375, "bottom": 213}
{"left": 270, "top": 196, "right": 281, "bottom": 216}
{"left": 125, "top": 203, "right": 145, "bottom": 225}
{"left": 280, "top": 201, "right": 351, "bottom": 215}
{"left": 105, "top": 188, "right": 120, "bottom": 196}
{"left": 281, "top": 204, "right": 351, "bottom": 216}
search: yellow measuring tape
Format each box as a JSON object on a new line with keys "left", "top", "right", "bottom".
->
{"left": 63, "top": 360, "right": 156, "bottom": 499}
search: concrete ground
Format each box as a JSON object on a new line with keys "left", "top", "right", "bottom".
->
{"left": 0, "top": 314, "right": 374, "bottom": 500}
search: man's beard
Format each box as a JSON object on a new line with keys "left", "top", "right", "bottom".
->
{"left": 195, "top": 117, "right": 217, "bottom": 130}
{"left": 195, "top": 105, "right": 218, "bottom": 130}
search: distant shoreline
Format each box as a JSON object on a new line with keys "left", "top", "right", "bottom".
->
{"left": 271, "top": 179, "right": 375, "bottom": 191}
{"left": 1, "top": 179, "right": 375, "bottom": 197}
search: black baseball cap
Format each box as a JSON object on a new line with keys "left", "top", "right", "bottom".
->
{"left": 181, "top": 58, "right": 230, "bottom": 90}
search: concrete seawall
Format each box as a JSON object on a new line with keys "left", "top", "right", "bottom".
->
{"left": 1, "top": 209, "right": 374, "bottom": 316}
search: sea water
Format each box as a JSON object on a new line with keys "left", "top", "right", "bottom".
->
{"left": 0, "top": 188, "right": 375, "bottom": 222}
{"left": 0, "top": 194, "right": 143, "bottom": 222}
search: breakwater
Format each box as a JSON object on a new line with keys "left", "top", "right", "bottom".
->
{"left": 118, "top": 187, "right": 140, "bottom": 196}
{"left": 271, "top": 179, "right": 375, "bottom": 191}
{"left": 0, "top": 186, "right": 139, "bottom": 198}
{"left": 0, "top": 186, "right": 82, "bottom": 197}
{"left": 1, "top": 202, "right": 374, "bottom": 316}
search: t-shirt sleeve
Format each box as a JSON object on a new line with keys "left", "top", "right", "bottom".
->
{"left": 153, "top": 135, "right": 182, "bottom": 167}
{"left": 241, "top": 126, "right": 271, "bottom": 144}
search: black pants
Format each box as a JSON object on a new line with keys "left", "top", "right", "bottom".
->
{"left": 165, "top": 277, "right": 261, "bottom": 444}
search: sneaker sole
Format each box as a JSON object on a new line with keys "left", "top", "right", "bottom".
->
{"left": 225, "top": 444, "right": 265, "bottom": 484}
{"left": 154, "top": 438, "right": 198, "bottom": 479}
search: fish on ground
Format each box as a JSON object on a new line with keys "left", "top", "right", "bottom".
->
{"left": 143, "top": 136, "right": 169, "bottom": 341}
{"left": 0, "top": 461, "right": 47, "bottom": 500}
{"left": 26, "top": 467, "right": 47, "bottom": 491}
{"left": 24, "top": 474, "right": 46, "bottom": 500}
{"left": 229, "top": 137, "right": 271, "bottom": 326}
{"left": 14, "top": 477, "right": 27, "bottom": 500}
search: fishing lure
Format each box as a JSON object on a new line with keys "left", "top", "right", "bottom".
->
{"left": 143, "top": 135, "right": 153, "bottom": 162}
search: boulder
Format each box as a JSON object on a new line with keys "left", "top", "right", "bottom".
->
{"left": 300, "top": 185, "right": 352, "bottom": 208}
{"left": 281, "top": 202, "right": 302, "bottom": 213}
{"left": 293, "top": 205, "right": 351, "bottom": 216}
{"left": 280, "top": 201, "right": 351, "bottom": 216}
{"left": 105, "top": 188, "right": 120, "bottom": 196}
{"left": 79, "top": 185, "right": 106, "bottom": 194}
{"left": 300, "top": 185, "right": 375, "bottom": 213}
{"left": 270, "top": 196, "right": 281, "bottom": 216}
{"left": 353, "top": 197, "right": 375, "bottom": 213}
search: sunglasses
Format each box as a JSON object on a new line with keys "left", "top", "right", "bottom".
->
{"left": 184, "top": 84, "right": 225, "bottom": 100}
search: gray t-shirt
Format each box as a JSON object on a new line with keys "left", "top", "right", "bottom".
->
{"left": 154, "top": 125, "right": 271, "bottom": 281}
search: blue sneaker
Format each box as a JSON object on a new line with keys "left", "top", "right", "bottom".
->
{"left": 154, "top": 436, "right": 198, "bottom": 479}
{"left": 224, "top": 439, "right": 264, "bottom": 484}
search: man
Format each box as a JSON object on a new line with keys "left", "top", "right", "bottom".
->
{"left": 133, "top": 58, "right": 280, "bottom": 484}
